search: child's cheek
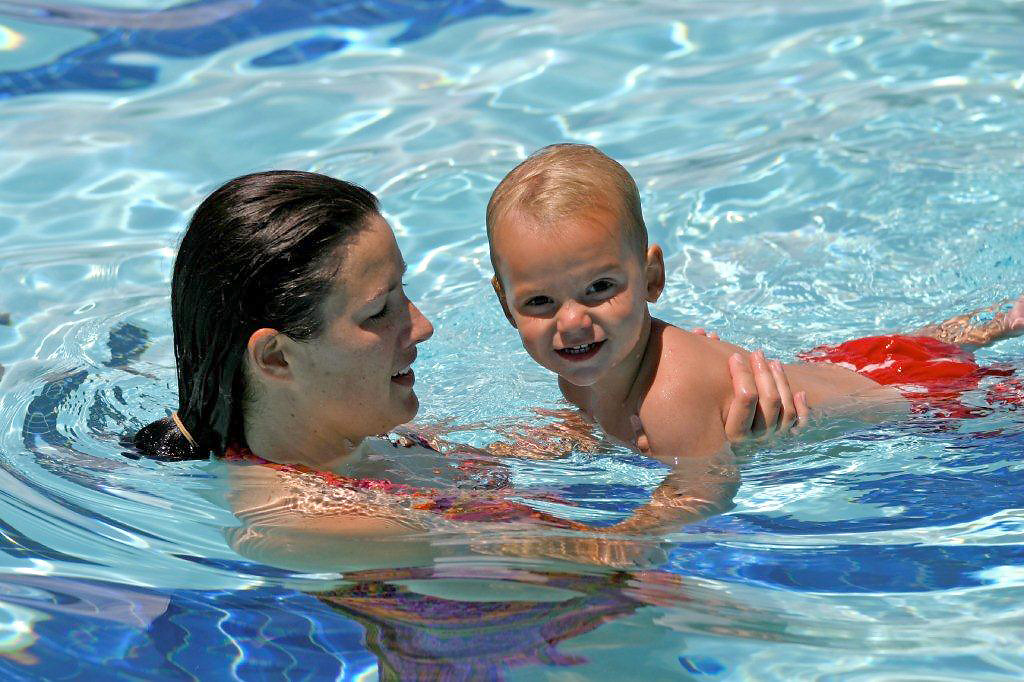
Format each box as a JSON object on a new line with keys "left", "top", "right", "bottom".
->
{"left": 602, "top": 295, "right": 633, "bottom": 323}
{"left": 520, "top": 321, "right": 554, "bottom": 363}
{"left": 517, "top": 319, "right": 541, "bottom": 349}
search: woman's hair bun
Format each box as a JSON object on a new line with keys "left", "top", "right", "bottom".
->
{"left": 131, "top": 416, "right": 203, "bottom": 461}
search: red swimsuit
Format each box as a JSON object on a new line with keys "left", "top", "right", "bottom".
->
{"left": 798, "top": 334, "right": 1018, "bottom": 416}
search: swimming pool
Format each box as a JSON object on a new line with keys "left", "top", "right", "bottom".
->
{"left": 1, "top": 0, "right": 1023, "bottom": 678}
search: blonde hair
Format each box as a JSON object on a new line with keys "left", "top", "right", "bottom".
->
{"left": 486, "top": 144, "right": 648, "bottom": 265}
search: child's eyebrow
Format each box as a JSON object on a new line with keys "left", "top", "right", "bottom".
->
{"left": 580, "top": 262, "right": 626, "bottom": 278}
{"left": 511, "top": 263, "right": 625, "bottom": 296}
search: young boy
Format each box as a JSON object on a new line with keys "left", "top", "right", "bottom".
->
{"left": 486, "top": 143, "right": 1024, "bottom": 463}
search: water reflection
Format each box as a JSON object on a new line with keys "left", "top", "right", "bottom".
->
{"left": 0, "top": 567, "right": 712, "bottom": 680}
{"left": 316, "top": 565, "right": 695, "bottom": 680}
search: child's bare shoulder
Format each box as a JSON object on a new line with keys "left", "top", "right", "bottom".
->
{"left": 649, "top": 321, "right": 741, "bottom": 390}
{"left": 638, "top": 322, "right": 740, "bottom": 458}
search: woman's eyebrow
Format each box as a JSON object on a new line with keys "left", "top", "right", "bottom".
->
{"left": 391, "top": 261, "right": 408, "bottom": 289}
{"left": 366, "top": 262, "right": 409, "bottom": 302}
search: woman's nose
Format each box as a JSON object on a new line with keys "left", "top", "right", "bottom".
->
{"left": 408, "top": 300, "right": 434, "bottom": 344}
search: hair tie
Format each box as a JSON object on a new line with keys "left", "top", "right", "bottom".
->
{"left": 171, "top": 411, "right": 198, "bottom": 448}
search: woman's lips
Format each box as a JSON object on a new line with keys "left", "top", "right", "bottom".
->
{"left": 555, "top": 340, "right": 605, "bottom": 362}
{"left": 391, "top": 368, "right": 415, "bottom": 386}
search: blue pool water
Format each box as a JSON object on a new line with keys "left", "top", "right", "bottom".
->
{"left": 1, "top": 0, "right": 1024, "bottom": 678}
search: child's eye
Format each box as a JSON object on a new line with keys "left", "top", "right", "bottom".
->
{"left": 586, "top": 279, "right": 616, "bottom": 296}
{"left": 523, "top": 295, "right": 553, "bottom": 308}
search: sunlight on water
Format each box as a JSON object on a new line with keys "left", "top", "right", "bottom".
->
{"left": 0, "top": 601, "right": 44, "bottom": 665}
{"left": 0, "top": 23, "right": 23, "bottom": 50}
{"left": 0, "top": 0, "right": 1023, "bottom": 678}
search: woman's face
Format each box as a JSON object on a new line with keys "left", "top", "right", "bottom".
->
{"left": 286, "top": 214, "right": 434, "bottom": 441}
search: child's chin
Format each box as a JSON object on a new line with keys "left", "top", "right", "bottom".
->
{"left": 558, "top": 368, "right": 602, "bottom": 387}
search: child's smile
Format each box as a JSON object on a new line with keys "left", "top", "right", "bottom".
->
{"left": 556, "top": 340, "right": 606, "bottom": 361}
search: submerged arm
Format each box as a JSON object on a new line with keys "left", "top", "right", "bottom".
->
{"left": 601, "top": 450, "right": 740, "bottom": 534}
{"left": 223, "top": 348, "right": 806, "bottom": 572}
{"left": 223, "top": 463, "right": 442, "bottom": 573}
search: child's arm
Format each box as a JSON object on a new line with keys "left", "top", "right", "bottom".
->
{"left": 602, "top": 350, "right": 755, "bottom": 534}
{"left": 639, "top": 371, "right": 735, "bottom": 462}
{"left": 481, "top": 450, "right": 739, "bottom": 567}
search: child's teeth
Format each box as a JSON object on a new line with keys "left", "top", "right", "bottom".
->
{"left": 392, "top": 364, "right": 412, "bottom": 377}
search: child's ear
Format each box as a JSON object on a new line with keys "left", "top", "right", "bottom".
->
{"left": 491, "top": 275, "right": 518, "bottom": 328}
{"left": 644, "top": 244, "right": 665, "bottom": 302}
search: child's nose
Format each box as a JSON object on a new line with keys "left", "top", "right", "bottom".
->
{"left": 555, "top": 301, "right": 592, "bottom": 335}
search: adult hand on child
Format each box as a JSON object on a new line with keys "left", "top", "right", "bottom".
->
{"left": 727, "top": 349, "right": 809, "bottom": 442}
{"left": 691, "top": 327, "right": 809, "bottom": 440}
{"left": 629, "top": 330, "right": 809, "bottom": 453}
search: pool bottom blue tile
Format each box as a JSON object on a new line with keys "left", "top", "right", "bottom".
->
{"left": 0, "top": 578, "right": 374, "bottom": 682}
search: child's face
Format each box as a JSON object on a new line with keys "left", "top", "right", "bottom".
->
{"left": 491, "top": 205, "right": 663, "bottom": 387}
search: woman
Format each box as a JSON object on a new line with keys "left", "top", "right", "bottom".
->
{"left": 134, "top": 170, "right": 802, "bottom": 569}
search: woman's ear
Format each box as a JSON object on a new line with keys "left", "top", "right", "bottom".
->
{"left": 246, "top": 328, "right": 292, "bottom": 382}
{"left": 491, "top": 276, "right": 518, "bottom": 328}
{"left": 645, "top": 244, "right": 665, "bottom": 302}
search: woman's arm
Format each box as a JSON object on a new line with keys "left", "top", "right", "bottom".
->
{"left": 223, "top": 462, "right": 444, "bottom": 572}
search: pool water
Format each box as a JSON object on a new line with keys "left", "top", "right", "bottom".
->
{"left": 1, "top": 0, "right": 1024, "bottom": 678}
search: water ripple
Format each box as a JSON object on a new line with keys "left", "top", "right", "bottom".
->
{"left": 1, "top": 0, "right": 1023, "bottom": 678}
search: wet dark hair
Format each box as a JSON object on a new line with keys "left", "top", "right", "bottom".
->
{"left": 134, "top": 170, "right": 379, "bottom": 460}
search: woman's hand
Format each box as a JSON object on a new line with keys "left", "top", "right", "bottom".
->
{"left": 725, "top": 349, "right": 808, "bottom": 442}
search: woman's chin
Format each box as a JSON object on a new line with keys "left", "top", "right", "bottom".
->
{"left": 395, "top": 391, "right": 420, "bottom": 424}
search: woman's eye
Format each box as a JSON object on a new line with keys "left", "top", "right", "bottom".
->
{"left": 368, "top": 304, "right": 389, "bottom": 320}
